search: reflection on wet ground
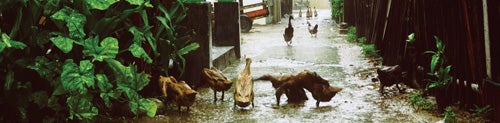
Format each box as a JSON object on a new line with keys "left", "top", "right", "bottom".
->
{"left": 139, "top": 9, "right": 441, "bottom": 122}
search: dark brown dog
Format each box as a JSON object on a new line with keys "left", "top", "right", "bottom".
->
{"left": 377, "top": 65, "right": 404, "bottom": 94}
{"left": 255, "top": 74, "right": 308, "bottom": 102}
{"left": 257, "top": 70, "right": 343, "bottom": 107}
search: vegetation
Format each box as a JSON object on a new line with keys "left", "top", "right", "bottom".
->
{"left": 406, "top": 35, "right": 491, "bottom": 122}
{"left": 331, "top": 0, "right": 344, "bottom": 22}
{"left": 424, "top": 36, "right": 452, "bottom": 90}
{"left": 441, "top": 103, "right": 492, "bottom": 123}
{"left": 346, "top": 26, "right": 381, "bottom": 61}
{"left": 0, "top": 0, "right": 199, "bottom": 122}
{"left": 408, "top": 90, "right": 436, "bottom": 111}
{"left": 347, "top": 26, "right": 357, "bottom": 42}
{"left": 444, "top": 106, "right": 459, "bottom": 123}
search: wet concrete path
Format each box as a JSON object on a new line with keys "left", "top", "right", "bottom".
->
{"left": 142, "top": 9, "right": 441, "bottom": 122}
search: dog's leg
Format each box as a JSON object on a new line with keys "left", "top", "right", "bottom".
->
{"left": 213, "top": 89, "right": 217, "bottom": 103}
{"left": 178, "top": 105, "right": 182, "bottom": 114}
{"left": 379, "top": 85, "right": 385, "bottom": 95}
{"left": 396, "top": 83, "right": 403, "bottom": 93}
{"left": 222, "top": 91, "right": 225, "bottom": 101}
{"left": 276, "top": 86, "right": 286, "bottom": 106}
{"left": 316, "top": 101, "right": 320, "bottom": 107}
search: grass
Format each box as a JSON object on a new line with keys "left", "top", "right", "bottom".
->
{"left": 408, "top": 90, "right": 436, "bottom": 111}
{"left": 346, "top": 26, "right": 382, "bottom": 61}
{"left": 347, "top": 26, "right": 357, "bottom": 42}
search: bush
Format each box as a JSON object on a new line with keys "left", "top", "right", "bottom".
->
{"left": 0, "top": 0, "right": 198, "bottom": 122}
{"left": 331, "top": 0, "right": 344, "bottom": 21}
{"left": 361, "top": 44, "right": 379, "bottom": 58}
{"left": 408, "top": 90, "right": 436, "bottom": 110}
{"left": 347, "top": 26, "right": 357, "bottom": 42}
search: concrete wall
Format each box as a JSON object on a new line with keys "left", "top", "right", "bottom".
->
{"left": 296, "top": 0, "right": 331, "bottom": 9}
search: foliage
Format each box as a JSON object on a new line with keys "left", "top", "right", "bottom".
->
{"left": 345, "top": 26, "right": 381, "bottom": 61}
{"left": 408, "top": 90, "right": 435, "bottom": 110}
{"left": 347, "top": 26, "right": 356, "bottom": 42}
{"left": 0, "top": 0, "right": 199, "bottom": 122}
{"left": 360, "top": 44, "right": 379, "bottom": 58}
{"left": 331, "top": 0, "right": 343, "bottom": 21}
{"left": 444, "top": 106, "right": 458, "bottom": 123}
{"left": 406, "top": 33, "right": 415, "bottom": 43}
{"left": 424, "top": 36, "right": 452, "bottom": 90}
{"left": 469, "top": 105, "right": 493, "bottom": 123}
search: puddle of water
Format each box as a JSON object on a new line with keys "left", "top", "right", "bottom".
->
{"left": 134, "top": 9, "right": 441, "bottom": 123}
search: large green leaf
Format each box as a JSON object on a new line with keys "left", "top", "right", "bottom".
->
{"left": 67, "top": 95, "right": 98, "bottom": 120}
{"left": 61, "top": 59, "right": 95, "bottom": 95}
{"left": 128, "top": 26, "right": 153, "bottom": 63}
{"left": 82, "top": 37, "right": 119, "bottom": 62}
{"left": 129, "top": 43, "right": 152, "bottom": 63}
{"left": 106, "top": 59, "right": 149, "bottom": 91}
{"left": 50, "top": 7, "right": 86, "bottom": 39}
{"left": 434, "top": 36, "right": 443, "bottom": 51}
{"left": 126, "top": 0, "right": 153, "bottom": 7}
{"left": 50, "top": 35, "right": 74, "bottom": 53}
{"left": 1, "top": 33, "right": 27, "bottom": 53}
{"left": 177, "top": 42, "right": 199, "bottom": 56}
{"left": 96, "top": 74, "right": 120, "bottom": 108}
{"left": 86, "top": 0, "right": 119, "bottom": 10}
{"left": 430, "top": 54, "right": 439, "bottom": 73}
{"left": 131, "top": 98, "right": 157, "bottom": 117}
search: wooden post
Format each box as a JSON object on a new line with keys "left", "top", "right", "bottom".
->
{"left": 482, "top": 0, "right": 491, "bottom": 79}
{"left": 179, "top": 2, "right": 212, "bottom": 85}
{"left": 214, "top": 2, "right": 241, "bottom": 58}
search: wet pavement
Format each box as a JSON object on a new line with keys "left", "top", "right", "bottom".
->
{"left": 140, "top": 9, "right": 441, "bottom": 122}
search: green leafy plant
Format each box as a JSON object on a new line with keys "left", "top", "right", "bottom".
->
{"left": 347, "top": 26, "right": 356, "bottom": 42}
{"left": 331, "top": 0, "right": 343, "bottom": 22}
{"left": 444, "top": 106, "right": 459, "bottom": 123}
{"left": 1, "top": 0, "right": 199, "bottom": 122}
{"left": 424, "top": 36, "right": 452, "bottom": 90}
{"left": 469, "top": 105, "right": 493, "bottom": 123}
{"left": 345, "top": 26, "right": 381, "bottom": 62}
{"left": 408, "top": 90, "right": 436, "bottom": 110}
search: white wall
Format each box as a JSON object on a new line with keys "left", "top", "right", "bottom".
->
{"left": 298, "top": 0, "right": 331, "bottom": 9}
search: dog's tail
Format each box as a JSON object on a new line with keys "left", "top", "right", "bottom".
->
{"left": 254, "top": 75, "right": 282, "bottom": 88}
{"left": 254, "top": 74, "right": 275, "bottom": 81}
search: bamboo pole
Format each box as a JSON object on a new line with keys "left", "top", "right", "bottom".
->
{"left": 482, "top": 0, "right": 491, "bottom": 79}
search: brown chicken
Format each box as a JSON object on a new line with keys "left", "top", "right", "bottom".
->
{"left": 234, "top": 58, "right": 254, "bottom": 108}
{"left": 158, "top": 75, "right": 197, "bottom": 112}
{"left": 283, "top": 16, "right": 294, "bottom": 46}
{"left": 309, "top": 24, "right": 318, "bottom": 37}
{"left": 201, "top": 67, "right": 233, "bottom": 102}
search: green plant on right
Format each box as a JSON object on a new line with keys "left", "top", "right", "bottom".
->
{"left": 331, "top": 0, "right": 344, "bottom": 22}
{"left": 408, "top": 90, "right": 436, "bottom": 110}
{"left": 347, "top": 26, "right": 356, "bottom": 42}
{"left": 444, "top": 106, "right": 459, "bottom": 123}
{"left": 469, "top": 105, "right": 493, "bottom": 123}
{"left": 424, "top": 36, "right": 452, "bottom": 90}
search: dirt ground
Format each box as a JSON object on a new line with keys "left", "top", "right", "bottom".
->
{"left": 138, "top": 9, "right": 443, "bottom": 123}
